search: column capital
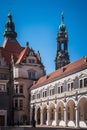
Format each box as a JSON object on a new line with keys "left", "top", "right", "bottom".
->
{"left": 54, "top": 108, "right": 57, "bottom": 112}
{"left": 63, "top": 106, "right": 66, "bottom": 111}
{"left": 75, "top": 105, "right": 78, "bottom": 110}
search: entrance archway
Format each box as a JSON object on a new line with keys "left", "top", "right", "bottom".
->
{"left": 49, "top": 103, "right": 55, "bottom": 125}
{"left": 43, "top": 106, "right": 47, "bottom": 124}
{"left": 56, "top": 101, "right": 64, "bottom": 126}
{"left": 66, "top": 99, "right": 75, "bottom": 127}
{"left": 37, "top": 107, "right": 40, "bottom": 125}
{"left": 78, "top": 97, "right": 87, "bottom": 122}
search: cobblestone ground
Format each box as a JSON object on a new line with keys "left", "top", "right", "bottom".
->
{"left": 0, "top": 126, "right": 87, "bottom": 130}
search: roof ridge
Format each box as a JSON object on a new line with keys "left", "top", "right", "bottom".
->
{"left": 31, "top": 57, "right": 87, "bottom": 90}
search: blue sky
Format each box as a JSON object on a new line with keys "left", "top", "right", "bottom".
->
{"left": 0, "top": 0, "right": 87, "bottom": 74}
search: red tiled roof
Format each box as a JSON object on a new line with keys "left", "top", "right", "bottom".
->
{"left": 2, "top": 38, "right": 22, "bottom": 52}
{"left": 1, "top": 38, "right": 42, "bottom": 65}
{"left": 16, "top": 46, "right": 30, "bottom": 64}
{"left": 1, "top": 38, "right": 24, "bottom": 64}
{"left": 1, "top": 48, "right": 17, "bottom": 64}
{"left": 31, "top": 57, "right": 87, "bottom": 90}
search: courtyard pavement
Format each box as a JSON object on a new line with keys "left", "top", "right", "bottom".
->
{"left": 0, "top": 125, "right": 87, "bottom": 130}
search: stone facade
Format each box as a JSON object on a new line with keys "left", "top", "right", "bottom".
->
{"left": 0, "top": 13, "right": 45, "bottom": 126}
{"left": 30, "top": 13, "right": 87, "bottom": 128}
{"left": 30, "top": 58, "right": 87, "bottom": 128}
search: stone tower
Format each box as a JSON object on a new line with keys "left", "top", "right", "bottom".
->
{"left": 55, "top": 12, "right": 70, "bottom": 70}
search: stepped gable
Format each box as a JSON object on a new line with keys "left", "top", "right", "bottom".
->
{"left": 31, "top": 57, "right": 87, "bottom": 89}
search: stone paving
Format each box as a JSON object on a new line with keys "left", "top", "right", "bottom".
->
{"left": 0, "top": 126, "right": 87, "bottom": 130}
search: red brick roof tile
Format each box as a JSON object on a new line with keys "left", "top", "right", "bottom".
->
{"left": 31, "top": 57, "right": 87, "bottom": 90}
{"left": 2, "top": 38, "right": 22, "bottom": 52}
{"left": 1, "top": 38, "right": 24, "bottom": 64}
{"left": 16, "top": 46, "right": 30, "bottom": 64}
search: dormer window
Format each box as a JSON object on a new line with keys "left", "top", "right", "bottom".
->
{"left": 29, "top": 59, "right": 35, "bottom": 63}
{"left": 29, "top": 51, "right": 34, "bottom": 56}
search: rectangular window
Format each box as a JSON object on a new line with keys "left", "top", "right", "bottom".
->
{"left": 68, "top": 83, "right": 74, "bottom": 91}
{"left": 14, "top": 99, "right": 18, "bottom": 109}
{"left": 0, "top": 84, "right": 6, "bottom": 92}
{"left": 32, "top": 94, "right": 35, "bottom": 100}
{"left": 19, "top": 99, "right": 23, "bottom": 110}
{"left": 19, "top": 85, "right": 23, "bottom": 93}
{"left": 58, "top": 87, "right": 60, "bottom": 93}
{"left": 61, "top": 86, "right": 63, "bottom": 93}
{"left": 28, "top": 72, "right": 35, "bottom": 79}
{"left": 50, "top": 89, "right": 54, "bottom": 96}
{"left": 45, "top": 91, "right": 47, "bottom": 97}
{"left": 71, "top": 83, "right": 73, "bottom": 90}
{"left": 84, "top": 78, "right": 87, "bottom": 87}
{"left": 80, "top": 80, "right": 82, "bottom": 88}
{"left": 15, "top": 85, "right": 18, "bottom": 93}
{"left": 43, "top": 91, "right": 47, "bottom": 97}
{"left": 29, "top": 59, "right": 35, "bottom": 63}
{"left": 37, "top": 93, "right": 40, "bottom": 99}
{"left": 68, "top": 84, "right": 70, "bottom": 91}
{"left": 52, "top": 88, "right": 54, "bottom": 95}
{"left": 0, "top": 73, "right": 7, "bottom": 80}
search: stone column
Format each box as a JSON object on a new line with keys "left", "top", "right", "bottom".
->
{"left": 75, "top": 106, "right": 79, "bottom": 128}
{"left": 30, "top": 107, "right": 32, "bottom": 125}
{"left": 54, "top": 108, "right": 58, "bottom": 126}
{"left": 35, "top": 108, "right": 37, "bottom": 124}
{"left": 40, "top": 108, "right": 43, "bottom": 125}
{"left": 64, "top": 107, "right": 67, "bottom": 127}
{"left": 47, "top": 108, "right": 50, "bottom": 125}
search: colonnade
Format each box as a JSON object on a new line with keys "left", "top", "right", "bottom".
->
{"left": 31, "top": 96, "right": 87, "bottom": 128}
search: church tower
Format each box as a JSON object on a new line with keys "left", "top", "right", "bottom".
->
{"left": 55, "top": 12, "right": 70, "bottom": 70}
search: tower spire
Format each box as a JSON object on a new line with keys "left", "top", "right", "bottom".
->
{"left": 55, "top": 12, "right": 70, "bottom": 70}
{"left": 61, "top": 12, "right": 64, "bottom": 23}
{"left": 4, "top": 13, "right": 17, "bottom": 39}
